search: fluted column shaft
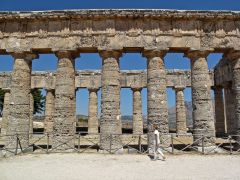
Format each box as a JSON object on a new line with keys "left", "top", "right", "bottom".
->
{"left": 44, "top": 89, "right": 55, "bottom": 133}
{"left": 132, "top": 88, "right": 143, "bottom": 134}
{"left": 1, "top": 90, "right": 10, "bottom": 137}
{"left": 100, "top": 50, "right": 122, "bottom": 151}
{"left": 88, "top": 89, "right": 98, "bottom": 134}
{"left": 144, "top": 50, "right": 168, "bottom": 149}
{"left": 175, "top": 87, "right": 187, "bottom": 135}
{"left": 6, "top": 52, "right": 37, "bottom": 150}
{"left": 186, "top": 51, "right": 215, "bottom": 146}
{"left": 214, "top": 87, "right": 225, "bottom": 135}
{"left": 224, "top": 86, "right": 236, "bottom": 134}
{"left": 53, "top": 51, "right": 78, "bottom": 150}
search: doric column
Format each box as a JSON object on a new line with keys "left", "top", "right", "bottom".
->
{"left": 99, "top": 50, "right": 122, "bottom": 151}
{"left": 132, "top": 88, "right": 143, "bottom": 135}
{"left": 213, "top": 86, "right": 225, "bottom": 136}
{"left": 225, "top": 51, "right": 240, "bottom": 136}
{"left": 29, "top": 91, "right": 34, "bottom": 135}
{"left": 143, "top": 49, "right": 168, "bottom": 149}
{"left": 6, "top": 52, "right": 37, "bottom": 150}
{"left": 185, "top": 50, "right": 215, "bottom": 146}
{"left": 1, "top": 89, "right": 10, "bottom": 137}
{"left": 44, "top": 89, "right": 55, "bottom": 133}
{"left": 53, "top": 50, "right": 79, "bottom": 150}
{"left": 224, "top": 85, "right": 236, "bottom": 134}
{"left": 174, "top": 87, "right": 187, "bottom": 135}
{"left": 88, "top": 88, "right": 99, "bottom": 134}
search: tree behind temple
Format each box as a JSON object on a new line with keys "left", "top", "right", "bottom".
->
{"left": 32, "top": 89, "right": 45, "bottom": 115}
{"left": 0, "top": 89, "right": 45, "bottom": 117}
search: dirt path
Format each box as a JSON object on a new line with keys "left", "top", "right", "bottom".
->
{"left": 0, "top": 153, "right": 239, "bottom": 180}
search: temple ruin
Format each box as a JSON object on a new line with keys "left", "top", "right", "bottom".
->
{"left": 0, "top": 9, "right": 239, "bottom": 153}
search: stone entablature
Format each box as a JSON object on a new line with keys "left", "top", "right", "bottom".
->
{"left": 0, "top": 70, "right": 213, "bottom": 89}
{"left": 0, "top": 10, "right": 240, "bottom": 53}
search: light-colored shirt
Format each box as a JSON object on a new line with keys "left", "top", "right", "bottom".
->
{"left": 154, "top": 129, "right": 160, "bottom": 145}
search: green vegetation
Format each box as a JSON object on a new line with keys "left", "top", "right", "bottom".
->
{"left": 32, "top": 89, "right": 45, "bottom": 114}
{"left": 0, "top": 89, "right": 45, "bottom": 117}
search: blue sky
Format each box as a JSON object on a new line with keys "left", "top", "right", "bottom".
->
{"left": 0, "top": 0, "right": 239, "bottom": 116}
{"left": 0, "top": 0, "right": 239, "bottom": 11}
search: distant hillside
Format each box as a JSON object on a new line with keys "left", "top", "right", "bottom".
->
{"left": 75, "top": 101, "right": 194, "bottom": 128}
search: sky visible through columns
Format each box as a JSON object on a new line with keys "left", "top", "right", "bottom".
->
{"left": 0, "top": 0, "right": 239, "bottom": 116}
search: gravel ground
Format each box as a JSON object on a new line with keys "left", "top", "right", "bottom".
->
{"left": 0, "top": 153, "right": 239, "bottom": 180}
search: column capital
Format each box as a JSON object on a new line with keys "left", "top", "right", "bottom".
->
{"left": 184, "top": 50, "right": 210, "bottom": 60}
{"left": 88, "top": 88, "right": 99, "bottom": 92}
{"left": 131, "top": 87, "right": 142, "bottom": 92}
{"left": 224, "top": 50, "right": 240, "bottom": 60}
{"left": 55, "top": 50, "right": 80, "bottom": 59}
{"left": 99, "top": 50, "right": 122, "bottom": 59}
{"left": 142, "top": 49, "right": 168, "bottom": 59}
{"left": 10, "top": 52, "right": 38, "bottom": 61}
{"left": 174, "top": 86, "right": 185, "bottom": 91}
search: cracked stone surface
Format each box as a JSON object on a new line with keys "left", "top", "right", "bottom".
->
{"left": 187, "top": 51, "right": 215, "bottom": 146}
{"left": 100, "top": 51, "right": 122, "bottom": 151}
{"left": 144, "top": 50, "right": 169, "bottom": 149}
{"left": 6, "top": 53, "right": 36, "bottom": 150}
{"left": 52, "top": 51, "right": 77, "bottom": 150}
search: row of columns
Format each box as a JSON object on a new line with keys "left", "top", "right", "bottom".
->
{"left": 1, "top": 84, "right": 189, "bottom": 137}
{"left": 1, "top": 49, "right": 240, "bottom": 151}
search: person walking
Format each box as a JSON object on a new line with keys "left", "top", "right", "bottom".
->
{"left": 152, "top": 126, "right": 166, "bottom": 161}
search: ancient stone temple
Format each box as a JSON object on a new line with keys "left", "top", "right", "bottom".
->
{"left": 0, "top": 9, "right": 240, "bottom": 151}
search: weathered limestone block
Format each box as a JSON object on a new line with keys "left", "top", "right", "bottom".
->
{"left": 6, "top": 52, "right": 37, "bottom": 150}
{"left": 44, "top": 89, "right": 55, "bottom": 133}
{"left": 132, "top": 88, "right": 143, "bottom": 134}
{"left": 99, "top": 50, "right": 122, "bottom": 151}
{"left": 175, "top": 87, "right": 187, "bottom": 135}
{"left": 1, "top": 89, "right": 10, "bottom": 137}
{"left": 186, "top": 50, "right": 215, "bottom": 146}
{"left": 143, "top": 50, "right": 169, "bottom": 149}
{"left": 53, "top": 51, "right": 79, "bottom": 150}
{"left": 88, "top": 88, "right": 99, "bottom": 134}
{"left": 213, "top": 86, "right": 225, "bottom": 135}
{"left": 224, "top": 85, "right": 237, "bottom": 134}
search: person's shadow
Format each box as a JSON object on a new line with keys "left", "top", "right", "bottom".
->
{"left": 148, "top": 154, "right": 165, "bottom": 161}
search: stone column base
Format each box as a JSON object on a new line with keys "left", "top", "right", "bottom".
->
{"left": 195, "top": 146, "right": 225, "bottom": 154}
